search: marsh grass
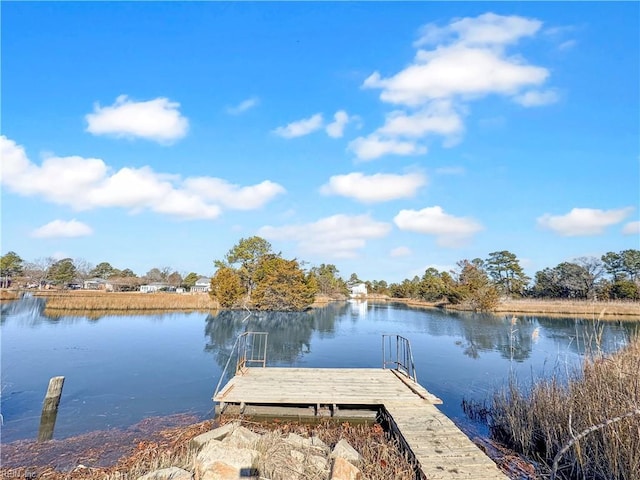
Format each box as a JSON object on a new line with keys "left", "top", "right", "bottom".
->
{"left": 242, "top": 418, "right": 417, "bottom": 480}
{"left": 1, "top": 418, "right": 415, "bottom": 480}
{"left": 0, "top": 289, "right": 19, "bottom": 301}
{"left": 488, "top": 336, "right": 640, "bottom": 479}
{"left": 35, "top": 291, "right": 219, "bottom": 312}
{"left": 494, "top": 298, "right": 640, "bottom": 318}
{"left": 388, "top": 297, "right": 640, "bottom": 318}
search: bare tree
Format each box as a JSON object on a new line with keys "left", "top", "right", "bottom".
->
{"left": 574, "top": 256, "right": 604, "bottom": 300}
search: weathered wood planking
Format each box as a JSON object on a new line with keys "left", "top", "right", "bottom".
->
{"left": 215, "top": 367, "right": 442, "bottom": 406}
{"left": 214, "top": 367, "right": 508, "bottom": 479}
{"left": 384, "top": 402, "right": 508, "bottom": 480}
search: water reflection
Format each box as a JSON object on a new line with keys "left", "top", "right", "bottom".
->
{"left": 1, "top": 296, "right": 635, "bottom": 443}
{"left": 0, "top": 295, "right": 46, "bottom": 325}
{"left": 204, "top": 303, "right": 349, "bottom": 378}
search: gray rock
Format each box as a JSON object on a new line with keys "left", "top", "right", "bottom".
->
{"left": 221, "top": 425, "right": 260, "bottom": 449}
{"left": 310, "top": 436, "right": 329, "bottom": 451}
{"left": 285, "top": 432, "right": 329, "bottom": 453}
{"left": 190, "top": 422, "right": 240, "bottom": 451}
{"left": 309, "top": 454, "right": 329, "bottom": 473}
{"left": 330, "top": 439, "right": 361, "bottom": 464}
{"left": 136, "top": 467, "right": 192, "bottom": 480}
{"left": 331, "top": 456, "right": 362, "bottom": 480}
{"left": 195, "top": 442, "right": 258, "bottom": 480}
{"left": 285, "top": 432, "right": 309, "bottom": 449}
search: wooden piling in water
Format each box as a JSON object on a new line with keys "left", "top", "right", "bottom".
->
{"left": 38, "top": 376, "right": 64, "bottom": 441}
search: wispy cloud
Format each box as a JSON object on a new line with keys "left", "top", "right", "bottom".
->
{"left": 1, "top": 135, "right": 284, "bottom": 221}
{"left": 260, "top": 214, "right": 391, "bottom": 259}
{"left": 435, "top": 166, "right": 466, "bottom": 175}
{"left": 273, "top": 113, "right": 324, "bottom": 138}
{"left": 325, "top": 110, "right": 352, "bottom": 138}
{"left": 514, "top": 89, "right": 560, "bottom": 107}
{"left": 394, "top": 206, "right": 483, "bottom": 247}
{"left": 390, "top": 246, "right": 412, "bottom": 257}
{"left": 622, "top": 221, "right": 640, "bottom": 235}
{"left": 348, "top": 135, "right": 426, "bottom": 161}
{"left": 31, "top": 219, "right": 93, "bottom": 238}
{"left": 227, "top": 97, "right": 260, "bottom": 115}
{"left": 184, "top": 177, "right": 285, "bottom": 210}
{"left": 85, "top": 95, "right": 188, "bottom": 144}
{"left": 320, "top": 172, "right": 426, "bottom": 203}
{"left": 537, "top": 207, "right": 634, "bottom": 236}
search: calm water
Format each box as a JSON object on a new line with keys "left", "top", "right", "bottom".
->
{"left": 1, "top": 297, "right": 636, "bottom": 443}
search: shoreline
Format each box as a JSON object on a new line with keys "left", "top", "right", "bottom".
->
{"left": 372, "top": 296, "right": 640, "bottom": 319}
{"left": 2, "top": 289, "right": 638, "bottom": 319}
{"left": 0, "top": 412, "right": 527, "bottom": 480}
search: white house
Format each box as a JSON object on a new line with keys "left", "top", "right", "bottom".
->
{"left": 83, "top": 278, "right": 113, "bottom": 291}
{"left": 350, "top": 283, "right": 368, "bottom": 298}
{"left": 140, "top": 283, "right": 168, "bottom": 293}
{"left": 190, "top": 277, "right": 211, "bottom": 293}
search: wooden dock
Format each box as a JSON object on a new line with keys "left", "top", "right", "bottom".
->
{"left": 214, "top": 367, "right": 508, "bottom": 480}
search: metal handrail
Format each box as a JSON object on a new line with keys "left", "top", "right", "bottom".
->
{"left": 212, "top": 328, "right": 268, "bottom": 399}
{"left": 382, "top": 334, "right": 418, "bottom": 382}
{"left": 236, "top": 331, "right": 268, "bottom": 373}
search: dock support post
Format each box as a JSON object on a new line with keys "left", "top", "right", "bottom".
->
{"left": 38, "top": 376, "right": 64, "bottom": 442}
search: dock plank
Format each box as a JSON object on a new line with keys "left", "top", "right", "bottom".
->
{"left": 213, "top": 367, "right": 507, "bottom": 480}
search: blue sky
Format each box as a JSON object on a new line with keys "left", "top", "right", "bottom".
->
{"left": 1, "top": 2, "right": 638, "bottom": 282}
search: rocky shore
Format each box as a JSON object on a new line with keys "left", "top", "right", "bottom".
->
{"left": 140, "top": 420, "right": 365, "bottom": 480}
{"left": 1, "top": 416, "right": 417, "bottom": 480}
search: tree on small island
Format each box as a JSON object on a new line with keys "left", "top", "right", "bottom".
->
{"left": 210, "top": 236, "right": 317, "bottom": 311}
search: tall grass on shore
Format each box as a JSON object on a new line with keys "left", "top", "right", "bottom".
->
{"left": 35, "top": 291, "right": 220, "bottom": 312}
{"left": 488, "top": 336, "right": 640, "bottom": 480}
{"left": 0, "top": 289, "right": 19, "bottom": 301}
{"left": 1, "top": 418, "right": 415, "bottom": 480}
{"left": 494, "top": 298, "right": 640, "bottom": 318}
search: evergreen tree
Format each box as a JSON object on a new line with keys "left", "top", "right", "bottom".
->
{"left": 210, "top": 266, "right": 245, "bottom": 308}
{"left": 485, "top": 250, "right": 530, "bottom": 297}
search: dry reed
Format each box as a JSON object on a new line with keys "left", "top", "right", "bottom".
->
{"left": 494, "top": 299, "right": 640, "bottom": 318}
{"left": 389, "top": 297, "right": 640, "bottom": 318}
{"left": 488, "top": 337, "right": 640, "bottom": 480}
{"left": 0, "top": 289, "right": 20, "bottom": 301}
{"left": 1, "top": 418, "right": 415, "bottom": 480}
{"left": 34, "top": 291, "right": 219, "bottom": 312}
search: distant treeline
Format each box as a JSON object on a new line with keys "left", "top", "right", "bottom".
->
{"left": 365, "top": 250, "right": 640, "bottom": 311}
{"left": 2, "top": 245, "right": 638, "bottom": 312}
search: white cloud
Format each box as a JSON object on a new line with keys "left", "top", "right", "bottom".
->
{"left": 325, "top": 110, "right": 352, "bottom": 138}
{"left": 348, "top": 134, "right": 426, "bottom": 161}
{"left": 85, "top": 95, "right": 188, "bottom": 143}
{"left": 320, "top": 172, "right": 426, "bottom": 203}
{"left": 0, "top": 135, "right": 284, "bottom": 221}
{"left": 390, "top": 246, "right": 412, "bottom": 257}
{"left": 364, "top": 45, "right": 548, "bottom": 106}
{"left": 622, "top": 221, "right": 640, "bottom": 235}
{"left": 31, "top": 219, "right": 93, "bottom": 238}
{"left": 259, "top": 214, "right": 391, "bottom": 258}
{"left": 273, "top": 113, "right": 324, "bottom": 138}
{"left": 227, "top": 97, "right": 260, "bottom": 115}
{"left": 51, "top": 251, "right": 69, "bottom": 261}
{"left": 183, "top": 178, "right": 285, "bottom": 210}
{"left": 377, "top": 101, "right": 464, "bottom": 138}
{"left": 558, "top": 40, "right": 577, "bottom": 51}
{"left": 352, "top": 13, "right": 554, "bottom": 161}
{"left": 394, "top": 206, "right": 483, "bottom": 247}
{"left": 514, "top": 89, "right": 559, "bottom": 107}
{"left": 537, "top": 207, "right": 634, "bottom": 236}
{"left": 414, "top": 12, "right": 541, "bottom": 48}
